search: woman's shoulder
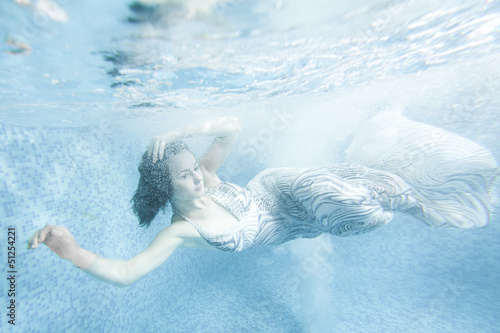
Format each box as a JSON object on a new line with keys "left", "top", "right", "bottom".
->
{"left": 168, "top": 215, "right": 201, "bottom": 236}
{"left": 169, "top": 214, "right": 214, "bottom": 249}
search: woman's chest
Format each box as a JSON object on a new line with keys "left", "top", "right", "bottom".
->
{"left": 199, "top": 200, "right": 241, "bottom": 230}
{"left": 195, "top": 182, "right": 261, "bottom": 233}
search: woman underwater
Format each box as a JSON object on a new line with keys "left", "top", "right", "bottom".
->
{"left": 28, "top": 114, "right": 498, "bottom": 287}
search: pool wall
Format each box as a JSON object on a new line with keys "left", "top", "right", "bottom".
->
{"left": 1, "top": 119, "right": 500, "bottom": 332}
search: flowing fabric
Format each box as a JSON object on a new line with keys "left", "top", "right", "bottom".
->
{"left": 180, "top": 113, "right": 498, "bottom": 252}
{"left": 345, "top": 112, "right": 498, "bottom": 229}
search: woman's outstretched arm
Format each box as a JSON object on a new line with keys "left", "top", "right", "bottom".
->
{"left": 148, "top": 117, "right": 241, "bottom": 186}
{"left": 28, "top": 221, "right": 206, "bottom": 288}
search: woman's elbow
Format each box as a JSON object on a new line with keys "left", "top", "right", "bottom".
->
{"left": 115, "top": 274, "right": 137, "bottom": 288}
{"left": 114, "top": 281, "right": 130, "bottom": 288}
{"left": 117, "top": 260, "right": 146, "bottom": 287}
{"left": 106, "top": 274, "right": 134, "bottom": 288}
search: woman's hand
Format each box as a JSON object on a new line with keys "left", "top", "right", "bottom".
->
{"left": 148, "top": 132, "right": 178, "bottom": 163}
{"left": 147, "top": 117, "right": 240, "bottom": 164}
{"left": 28, "top": 225, "right": 81, "bottom": 260}
{"left": 28, "top": 225, "right": 98, "bottom": 268}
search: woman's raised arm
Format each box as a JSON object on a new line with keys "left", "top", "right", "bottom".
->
{"left": 28, "top": 221, "right": 204, "bottom": 288}
{"left": 148, "top": 117, "right": 241, "bottom": 186}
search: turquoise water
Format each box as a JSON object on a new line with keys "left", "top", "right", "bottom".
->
{"left": 1, "top": 0, "right": 499, "bottom": 332}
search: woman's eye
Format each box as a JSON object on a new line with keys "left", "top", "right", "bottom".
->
{"left": 181, "top": 174, "right": 188, "bottom": 179}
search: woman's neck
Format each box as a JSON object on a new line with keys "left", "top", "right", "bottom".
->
{"left": 171, "top": 195, "right": 210, "bottom": 217}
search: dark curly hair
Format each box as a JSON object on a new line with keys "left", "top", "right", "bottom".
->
{"left": 131, "top": 140, "right": 191, "bottom": 227}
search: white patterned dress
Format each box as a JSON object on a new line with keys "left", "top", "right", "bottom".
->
{"left": 179, "top": 113, "right": 498, "bottom": 252}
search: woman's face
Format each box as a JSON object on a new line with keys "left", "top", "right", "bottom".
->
{"left": 167, "top": 150, "right": 205, "bottom": 201}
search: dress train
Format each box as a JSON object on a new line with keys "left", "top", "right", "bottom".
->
{"left": 345, "top": 112, "right": 498, "bottom": 229}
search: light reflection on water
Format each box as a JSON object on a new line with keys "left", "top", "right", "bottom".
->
{"left": 0, "top": 0, "right": 499, "bottom": 127}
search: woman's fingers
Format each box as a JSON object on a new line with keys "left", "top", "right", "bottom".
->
{"left": 147, "top": 138, "right": 154, "bottom": 159}
{"left": 28, "top": 230, "right": 40, "bottom": 249}
{"left": 28, "top": 225, "right": 79, "bottom": 260}
{"left": 147, "top": 141, "right": 153, "bottom": 158}
{"left": 28, "top": 225, "right": 48, "bottom": 249}
{"left": 158, "top": 138, "right": 166, "bottom": 161}
{"left": 37, "top": 225, "right": 55, "bottom": 244}
{"left": 28, "top": 225, "right": 57, "bottom": 249}
{"left": 152, "top": 139, "right": 160, "bottom": 163}
{"left": 148, "top": 136, "right": 161, "bottom": 163}
{"left": 148, "top": 134, "right": 175, "bottom": 163}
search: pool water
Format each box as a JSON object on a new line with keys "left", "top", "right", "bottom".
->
{"left": 1, "top": 0, "right": 499, "bottom": 332}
